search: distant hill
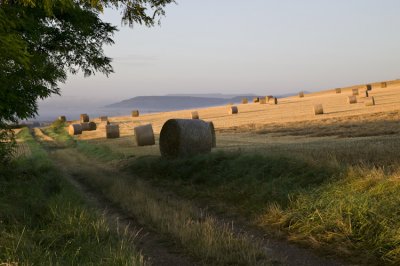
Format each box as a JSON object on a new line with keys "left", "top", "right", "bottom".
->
{"left": 105, "top": 93, "right": 302, "bottom": 112}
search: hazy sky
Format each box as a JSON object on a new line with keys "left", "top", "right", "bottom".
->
{"left": 42, "top": 0, "right": 400, "bottom": 106}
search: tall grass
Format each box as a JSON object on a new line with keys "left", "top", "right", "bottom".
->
{"left": 128, "top": 151, "right": 400, "bottom": 265}
{"left": 0, "top": 128, "right": 145, "bottom": 265}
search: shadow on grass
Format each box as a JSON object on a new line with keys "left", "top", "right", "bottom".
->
{"left": 126, "top": 151, "right": 338, "bottom": 216}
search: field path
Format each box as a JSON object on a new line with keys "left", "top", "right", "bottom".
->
{"left": 50, "top": 148, "right": 197, "bottom": 266}
{"left": 32, "top": 129, "right": 351, "bottom": 266}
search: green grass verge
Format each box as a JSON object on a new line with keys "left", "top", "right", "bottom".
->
{"left": 127, "top": 151, "right": 400, "bottom": 265}
{"left": 0, "top": 128, "right": 145, "bottom": 265}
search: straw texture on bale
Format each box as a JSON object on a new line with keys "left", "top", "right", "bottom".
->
{"left": 106, "top": 124, "right": 120, "bottom": 139}
{"left": 348, "top": 95, "right": 357, "bottom": 104}
{"left": 134, "top": 124, "right": 155, "bottom": 146}
{"left": 68, "top": 124, "right": 82, "bottom": 136}
{"left": 88, "top": 121, "right": 97, "bottom": 131}
{"left": 352, "top": 89, "right": 359, "bottom": 96}
{"left": 131, "top": 110, "right": 139, "bottom": 117}
{"left": 335, "top": 88, "right": 341, "bottom": 94}
{"left": 58, "top": 116, "right": 66, "bottom": 122}
{"left": 242, "top": 98, "right": 248, "bottom": 104}
{"left": 208, "top": 121, "right": 216, "bottom": 148}
{"left": 159, "top": 119, "right": 213, "bottom": 158}
{"left": 365, "top": 96, "right": 375, "bottom": 106}
{"left": 259, "top": 98, "right": 266, "bottom": 104}
{"left": 81, "top": 122, "right": 90, "bottom": 131}
{"left": 366, "top": 84, "right": 372, "bottom": 91}
{"left": 191, "top": 111, "right": 199, "bottom": 119}
{"left": 299, "top": 92, "right": 304, "bottom": 98}
{"left": 381, "top": 82, "right": 387, "bottom": 88}
{"left": 80, "top": 114, "right": 89, "bottom": 123}
{"left": 314, "top": 104, "right": 324, "bottom": 115}
{"left": 253, "top": 97, "right": 259, "bottom": 103}
{"left": 100, "top": 116, "right": 108, "bottom": 121}
{"left": 229, "top": 106, "right": 239, "bottom": 114}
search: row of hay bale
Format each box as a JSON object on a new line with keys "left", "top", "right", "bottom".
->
{"left": 313, "top": 96, "right": 375, "bottom": 115}
{"left": 247, "top": 96, "right": 278, "bottom": 105}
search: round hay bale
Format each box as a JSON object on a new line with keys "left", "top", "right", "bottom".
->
{"left": 88, "top": 121, "right": 97, "bottom": 131}
{"left": 314, "top": 104, "right": 324, "bottom": 115}
{"left": 299, "top": 91, "right": 304, "bottom": 98}
{"left": 81, "top": 122, "right": 91, "bottom": 131}
{"left": 381, "top": 82, "right": 387, "bottom": 88}
{"left": 352, "top": 88, "right": 359, "bottom": 96}
{"left": 106, "top": 124, "right": 120, "bottom": 139}
{"left": 253, "top": 97, "right": 259, "bottom": 103}
{"left": 68, "top": 124, "right": 82, "bottom": 136}
{"left": 348, "top": 95, "right": 357, "bottom": 104}
{"left": 134, "top": 124, "right": 155, "bottom": 146}
{"left": 242, "top": 98, "right": 248, "bottom": 104}
{"left": 208, "top": 121, "right": 216, "bottom": 148}
{"left": 335, "top": 88, "right": 341, "bottom": 94}
{"left": 229, "top": 106, "right": 238, "bottom": 114}
{"left": 267, "top": 95, "right": 274, "bottom": 102}
{"left": 365, "top": 96, "right": 375, "bottom": 106}
{"left": 58, "top": 116, "right": 66, "bottom": 122}
{"left": 80, "top": 114, "right": 89, "bottom": 123}
{"left": 159, "top": 119, "right": 213, "bottom": 158}
{"left": 366, "top": 84, "right": 372, "bottom": 91}
{"left": 191, "top": 111, "right": 199, "bottom": 119}
{"left": 100, "top": 116, "right": 108, "bottom": 122}
{"left": 259, "top": 98, "right": 267, "bottom": 104}
{"left": 131, "top": 110, "right": 139, "bottom": 117}
{"left": 272, "top": 97, "right": 278, "bottom": 105}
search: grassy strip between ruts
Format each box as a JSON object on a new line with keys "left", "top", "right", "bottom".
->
{"left": 127, "top": 152, "right": 400, "bottom": 265}
{"left": 0, "top": 128, "right": 145, "bottom": 265}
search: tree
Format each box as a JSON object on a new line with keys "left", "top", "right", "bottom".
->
{"left": 0, "top": 0, "right": 174, "bottom": 162}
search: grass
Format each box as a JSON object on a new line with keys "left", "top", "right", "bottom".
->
{"left": 127, "top": 150, "right": 400, "bottom": 265}
{"left": 0, "top": 128, "right": 145, "bottom": 265}
{"left": 56, "top": 149, "right": 271, "bottom": 265}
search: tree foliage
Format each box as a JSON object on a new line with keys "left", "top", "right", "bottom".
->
{"left": 0, "top": 0, "right": 174, "bottom": 161}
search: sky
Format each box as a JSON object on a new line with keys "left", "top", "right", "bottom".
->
{"left": 40, "top": 0, "right": 400, "bottom": 108}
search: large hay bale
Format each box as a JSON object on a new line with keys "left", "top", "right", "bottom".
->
{"left": 299, "top": 91, "right": 304, "bottom": 98}
{"left": 58, "top": 116, "right": 66, "bottom": 122}
{"left": 208, "top": 121, "right": 216, "bottom": 148}
{"left": 159, "top": 119, "right": 213, "bottom": 158}
{"left": 134, "top": 124, "right": 155, "bottom": 146}
{"left": 242, "top": 98, "right": 248, "bottom": 104}
{"left": 314, "top": 104, "right": 324, "bottom": 115}
{"left": 81, "top": 122, "right": 90, "bottom": 131}
{"left": 348, "top": 95, "right": 357, "bottom": 104}
{"left": 352, "top": 88, "right": 359, "bottom": 96}
{"left": 335, "top": 88, "right": 341, "bottom": 94}
{"left": 366, "top": 84, "right": 372, "bottom": 91}
{"left": 106, "top": 124, "right": 120, "bottom": 139}
{"left": 68, "top": 124, "right": 82, "bottom": 136}
{"left": 100, "top": 116, "right": 108, "bottom": 122}
{"left": 229, "top": 106, "right": 238, "bottom": 114}
{"left": 131, "top": 110, "right": 139, "bottom": 117}
{"left": 381, "top": 82, "right": 387, "bottom": 88}
{"left": 88, "top": 121, "right": 97, "bottom": 131}
{"left": 259, "top": 98, "right": 266, "bottom": 104}
{"left": 191, "top": 111, "right": 199, "bottom": 119}
{"left": 365, "top": 96, "right": 375, "bottom": 106}
{"left": 80, "top": 114, "right": 89, "bottom": 123}
{"left": 253, "top": 97, "right": 259, "bottom": 103}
